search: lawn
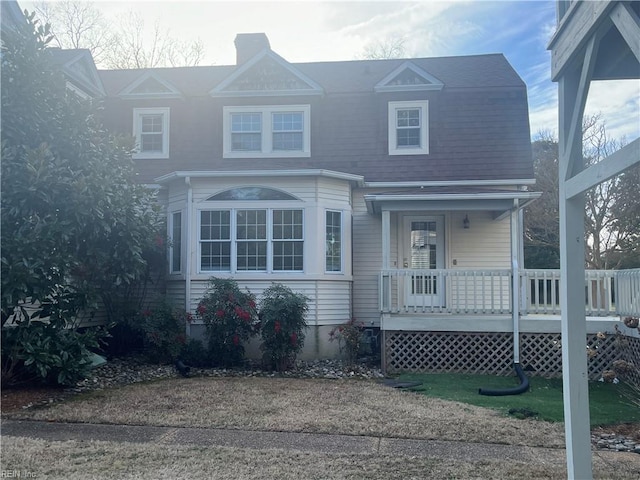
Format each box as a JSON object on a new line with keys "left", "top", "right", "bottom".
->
{"left": 3, "top": 376, "right": 640, "bottom": 479}
{"left": 397, "top": 373, "right": 640, "bottom": 426}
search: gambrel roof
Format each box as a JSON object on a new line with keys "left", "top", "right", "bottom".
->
{"left": 98, "top": 49, "right": 533, "bottom": 185}
{"left": 99, "top": 53, "right": 525, "bottom": 96}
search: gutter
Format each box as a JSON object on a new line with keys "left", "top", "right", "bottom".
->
{"left": 155, "top": 169, "right": 364, "bottom": 186}
{"left": 364, "top": 178, "right": 537, "bottom": 188}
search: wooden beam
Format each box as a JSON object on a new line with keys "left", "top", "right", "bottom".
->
{"left": 548, "top": 0, "right": 613, "bottom": 80}
{"left": 565, "top": 138, "right": 640, "bottom": 199}
{"left": 610, "top": 1, "right": 640, "bottom": 62}
{"left": 562, "top": 35, "right": 599, "bottom": 181}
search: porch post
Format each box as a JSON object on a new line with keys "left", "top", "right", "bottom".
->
{"left": 381, "top": 210, "right": 390, "bottom": 270}
{"left": 558, "top": 37, "right": 595, "bottom": 480}
{"left": 381, "top": 210, "right": 391, "bottom": 375}
{"left": 510, "top": 201, "right": 520, "bottom": 363}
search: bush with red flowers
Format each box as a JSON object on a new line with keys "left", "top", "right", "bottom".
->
{"left": 134, "top": 300, "right": 189, "bottom": 363}
{"left": 196, "top": 278, "right": 259, "bottom": 367}
{"left": 259, "top": 283, "right": 309, "bottom": 371}
{"left": 329, "top": 318, "right": 364, "bottom": 365}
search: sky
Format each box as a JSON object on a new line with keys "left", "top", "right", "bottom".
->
{"left": 22, "top": 0, "right": 640, "bottom": 142}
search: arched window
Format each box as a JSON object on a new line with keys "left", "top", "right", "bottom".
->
{"left": 206, "top": 187, "right": 298, "bottom": 201}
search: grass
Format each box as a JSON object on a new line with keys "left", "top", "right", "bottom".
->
{"left": 3, "top": 377, "right": 640, "bottom": 479}
{"left": 397, "top": 373, "right": 640, "bottom": 426}
{"left": 7, "top": 376, "right": 567, "bottom": 447}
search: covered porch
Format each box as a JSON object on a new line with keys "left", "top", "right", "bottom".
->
{"left": 379, "top": 268, "right": 640, "bottom": 378}
{"left": 380, "top": 268, "right": 640, "bottom": 318}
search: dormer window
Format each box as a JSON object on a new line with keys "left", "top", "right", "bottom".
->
{"left": 388, "top": 101, "right": 429, "bottom": 155}
{"left": 223, "top": 105, "right": 310, "bottom": 158}
{"left": 133, "top": 107, "right": 170, "bottom": 159}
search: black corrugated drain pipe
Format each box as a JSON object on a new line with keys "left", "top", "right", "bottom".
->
{"left": 478, "top": 363, "right": 530, "bottom": 396}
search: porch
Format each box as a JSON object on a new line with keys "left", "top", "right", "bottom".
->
{"left": 380, "top": 268, "right": 640, "bottom": 378}
{"left": 379, "top": 268, "right": 640, "bottom": 319}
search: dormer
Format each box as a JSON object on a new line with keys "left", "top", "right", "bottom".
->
{"left": 375, "top": 61, "right": 444, "bottom": 93}
{"left": 118, "top": 72, "right": 183, "bottom": 100}
{"left": 48, "top": 49, "right": 105, "bottom": 99}
{"left": 211, "top": 35, "right": 323, "bottom": 97}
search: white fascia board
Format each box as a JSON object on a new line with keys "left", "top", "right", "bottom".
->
{"left": 364, "top": 178, "right": 536, "bottom": 188}
{"left": 363, "top": 191, "right": 541, "bottom": 202}
{"left": 63, "top": 53, "right": 106, "bottom": 97}
{"left": 154, "top": 169, "right": 364, "bottom": 185}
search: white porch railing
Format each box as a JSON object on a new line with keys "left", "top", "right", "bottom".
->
{"left": 380, "top": 269, "right": 512, "bottom": 315}
{"left": 379, "top": 268, "right": 640, "bottom": 317}
{"left": 616, "top": 268, "right": 640, "bottom": 317}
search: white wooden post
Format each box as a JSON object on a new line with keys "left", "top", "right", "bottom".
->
{"left": 381, "top": 210, "right": 391, "bottom": 270}
{"left": 510, "top": 200, "right": 520, "bottom": 363}
{"left": 551, "top": 5, "right": 640, "bottom": 475}
{"left": 558, "top": 36, "right": 596, "bottom": 479}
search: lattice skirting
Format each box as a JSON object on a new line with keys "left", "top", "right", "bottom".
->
{"left": 384, "top": 331, "right": 640, "bottom": 386}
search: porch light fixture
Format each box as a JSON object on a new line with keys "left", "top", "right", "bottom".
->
{"left": 463, "top": 215, "right": 470, "bottom": 229}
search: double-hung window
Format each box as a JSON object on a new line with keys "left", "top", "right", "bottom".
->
{"left": 231, "top": 113, "right": 262, "bottom": 151}
{"left": 223, "top": 105, "right": 310, "bottom": 158}
{"left": 325, "top": 210, "right": 342, "bottom": 272}
{"left": 272, "top": 112, "right": 304, "bottom": 151}
{"left": 388, "top": 101, "right": 428, "bottom": 155}
{"left": 200, "top": 210, "right": 231, "bottom": 271}
{"left": 133, "top": 107, "right": 170, "bottom": 158}
{"left": 200, "top": 208, "right": 304, "bottom": 272}
{"left": 170, "top": 211, "right": 182, "bottom": 273}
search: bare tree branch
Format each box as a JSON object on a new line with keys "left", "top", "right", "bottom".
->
{"left": 360, "top": 35, "right": 406, "bottom": 60}
{"left": 33, "top": 2, "right": 205, "bottom": 69}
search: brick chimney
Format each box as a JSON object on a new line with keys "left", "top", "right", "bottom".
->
{"left": 234, "top": 33, "right": 270, "bottom": 65}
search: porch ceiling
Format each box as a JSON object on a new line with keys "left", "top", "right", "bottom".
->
{"left": 364, "top": 187, "right": 541, "bottom": 214}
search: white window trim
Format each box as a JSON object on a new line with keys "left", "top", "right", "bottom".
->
{"left": 388, "top": 100, "right": 429, "bottom": 156}
{"left": 223, "top": 105, "right": 311, "bottom": 159}
{"left": 133, "top": 107, "right": 170, "bottom": 159}
{"left": 198, "top": 207, "right": 305, "bottom": 274}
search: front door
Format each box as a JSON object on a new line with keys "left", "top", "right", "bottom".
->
{"left": 403, "top": 216, "right": 445, "bottom": 307}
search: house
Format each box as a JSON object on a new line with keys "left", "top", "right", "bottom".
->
{"left": 97, "top": 33, "right": 639, "bottom": 373}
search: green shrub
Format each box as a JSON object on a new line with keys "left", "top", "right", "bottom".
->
{"left": 133, "top": 301, "right": 188, "bottom": 363}
{"left": 179, "top": 339, "right": 210, "bottom": 368}
{"left": 196, "top": 278, "right": 259, "bottom": 367}
{"left": 259, "top": 284, "right": 309, "bottom": 371}
{"left": 329, "top": 318, "right": 364, "bottom": 365}
{"left": 1, "top": 315, "right": 105, "bottom": 387}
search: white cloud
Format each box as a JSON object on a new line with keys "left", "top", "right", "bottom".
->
{"left": 586, "top": 80, "right": 640, "bottom": 142}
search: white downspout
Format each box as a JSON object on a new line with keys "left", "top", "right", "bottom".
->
{"left": 511, "top": 199, "right": 520, "bottom": 364}
{"left": 185, "top": 176, "right": 193, "bottom": 337}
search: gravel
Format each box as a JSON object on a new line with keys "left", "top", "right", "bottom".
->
{"left": 71, "top": 355, "right": 385, "bottom": 393}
